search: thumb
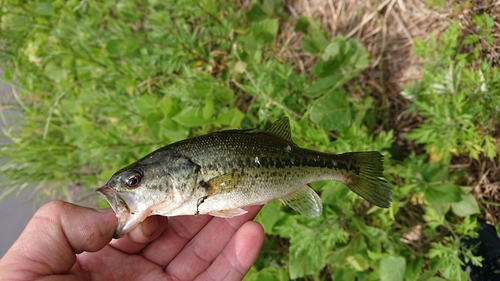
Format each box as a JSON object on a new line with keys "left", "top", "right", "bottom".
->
{"left": 0, "top": 200, "right": 117, "bottom": 278}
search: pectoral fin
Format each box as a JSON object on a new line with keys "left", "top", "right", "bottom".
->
{"left": 209, "top": 208, "right": 248, "bottom": 218}
{"left": 204, "top": 171, "right": 245, "bottom": 196}
{"left": 280, "top": 185, "right": 322, "bottom": 217}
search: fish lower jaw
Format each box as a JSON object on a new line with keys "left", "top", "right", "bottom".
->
{"left": 114, "top": 210, "right": 151, "bottom": 238}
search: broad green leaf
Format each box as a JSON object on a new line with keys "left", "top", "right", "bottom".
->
{"left": 147, "top": 112, "right": 164, "bottom": 140}
{"left": 309, "top": 89, "right": 351, "bottom": 132}
{"left": 304, "top": 74, "right": 340, "bottom": 97}
{"left": 421, "top": 162, "right": 447, "bottom": 182}
{"left": 135, "top": 95, "right": 157, "bottom": 116}
{"left": 404, "top": 256, "right": 424, "bottom": 281}
{"left": 294, "top": 16, "right": 309, "bottom": 34}
{"left": 243, "top": 33, "right": 258, "bottom": 55}
{"left": 380, "top": 256, "right": 406, "bottom": 281}
{"left": 199, "top": 0, "right": 217, "bottom": 18}
{"left": 202, "top": 96, "right": 214, "bottom": 119}
{"left": 160, "top": 98, "right": 173, "bottom": 117}
{"left": 217, "top": 108, "right": 244, "bottom": 127}
{"left": 172, "top": 108, "right": 211, "bottom": 127}
{"left": 245, "top": 4, "right": 267, "bottom": 22}
{"left": 331, "top": 267, "right": 358, "bottom": 281}
{"left": 424, "top": 183, "right": 462, "bottom": 205}
{"left": 346, "top": 253, "right": 369, "bottom": 271}
{"left": 250, "top": 18, "right": 278, "bottom": 45}
{"left": 301, "top": 28, "right": 328, "bottom": 55}
{"left": 255, "top": 200, "right": 282, "bottom": 234}
{"left": 451, "top": 193, "right": 480, "bottom": 217}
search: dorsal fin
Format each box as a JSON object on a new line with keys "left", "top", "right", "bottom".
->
{"left": 262, "top": 117, "right": 293, "bottom": 141}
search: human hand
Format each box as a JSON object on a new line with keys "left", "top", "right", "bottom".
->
{"left": 0, "top": 200, "right": 264, "bottom": 280}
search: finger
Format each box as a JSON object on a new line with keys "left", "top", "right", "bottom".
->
{"left": 140, "top": 214, "right": 213, "bottom": 266}
{"left": 195, "top": 221, "right": 264, "bottom": 281}
{"left": 164, "top": 206, "right": 262, "bottom": 279}
{"left": 0, "top": 201, "right": 117, "bottom": 279}
{"left": 108, "top": 215, "right": 168, "bottom": 255}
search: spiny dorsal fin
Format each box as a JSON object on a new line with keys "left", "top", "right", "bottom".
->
{"left": 263, "top": 116, "right": 293, "bottom": 141}
{"left": 279, "top": 185, "right": 322, "bottom": 217}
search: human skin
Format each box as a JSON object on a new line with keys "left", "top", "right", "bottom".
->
{"left": 0, "top": 201, "right": 264, "bottom": 281}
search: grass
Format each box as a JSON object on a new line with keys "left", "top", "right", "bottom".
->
{"left": 1, "top": 0, "right": 499, "bottom": 280}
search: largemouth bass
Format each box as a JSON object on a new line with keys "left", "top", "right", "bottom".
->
{"left": 97, "top": 117, "right": 392, "bottom": 237}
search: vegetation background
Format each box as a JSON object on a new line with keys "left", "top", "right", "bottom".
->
{"left": 1, "top": 0, "right": 499, "bottom": 280}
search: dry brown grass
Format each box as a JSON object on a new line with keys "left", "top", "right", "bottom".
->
{"left": 279, "top": 0, "right": 449, "bottom": 95}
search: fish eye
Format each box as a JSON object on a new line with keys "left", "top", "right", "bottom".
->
{"left": 122, "top": 170, "right": 142, "bottom": 189}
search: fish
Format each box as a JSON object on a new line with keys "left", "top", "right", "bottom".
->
{"left": 97, "top": 117, "right": 392, "bottom": 238}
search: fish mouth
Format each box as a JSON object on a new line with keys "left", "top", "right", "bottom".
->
{"left": 96, "top": 186, "right": 149, "bottom": 238}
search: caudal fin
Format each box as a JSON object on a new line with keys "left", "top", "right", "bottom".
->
{"left": 341, "top": 151, "right": 392, "bottom": 208}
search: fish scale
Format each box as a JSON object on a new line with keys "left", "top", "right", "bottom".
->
{"left": 97, "top": 117, "right": 392, "bottom": 238}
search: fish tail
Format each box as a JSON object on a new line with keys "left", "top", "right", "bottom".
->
{"left": 339, "top": 151, "right": 392, "bottom": 208}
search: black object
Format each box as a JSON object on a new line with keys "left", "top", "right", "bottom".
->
{"left": 461, "top": 220, "right": 500, "bottom": 281}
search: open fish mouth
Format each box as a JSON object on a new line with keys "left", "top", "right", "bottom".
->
{"left": 96, "top": 186, "right": 148, "bottom": 238}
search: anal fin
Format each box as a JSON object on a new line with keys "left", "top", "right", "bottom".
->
{"left": 280, "top": 185, "right": 322, "bottom": 217}
{"left": 209, "top": 208, "right": 248, "bottom": 218}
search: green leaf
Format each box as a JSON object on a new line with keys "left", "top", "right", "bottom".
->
{"left": 217, "top": 108, "right": 244, "bottom": 127}
{"left": 424, "top": 183, "right": 462, "bottom": 205}
{"left": 172, "top": 108, "right": 211, "bottom": 127}
{"left": 421, "top": 162, "right": 447, "bottom": 182}
{"left": 246, "top": 4, "right": 267, "bottom": 22}
{"left": 244, "top": 266, "right": 288, "bottom": 281}
{"left": 255, "top": 200, "right": 282, "bottom": 234}
{"left": 289, "top": 235, "right": 327, "bottom": 279}
{"left": 37, "top": 2, "right": 52, "bottom": 16}
{"left": 44, "top": 62, "right": 67, "bottom": 83}
{"left": 463, "top": 34, "right": 479, "bottom": 45}
{"left": 416, "top": 269, "right": 438, "bottom": 281}
{"left": 304, "top": 74, "right": 341, "bottom": 97}
{"left": 451, "top": 193, "right": 480, "bottom": 217}
{"left": 309, "top": 89, "right": 351, "bottom": 131}
{"left": 202, "top": 96, "right": 214, "bottom": 119}
{"left": 327, "top": 233, "right": 367, "bottom": 265}
{"left": 331, "top": 267, "right": 358, "bottom": 281}
{"left": 301, "top": 27, "right": 328, "bottom": 55}
{"left": 147, "top": 112, "right": 164, "bottom": 140}
{"left": 346, "top": 253, "right": 369, "bottom": 271}
{"left": 250, "top": 18, "right": 278, "bottom": 45}
{"left": 135, "top": 95, "right": 157, "bottom": 116}
{"left": 199, "top": 0, "right": 217, "bottom": 18}
{"left": 380, "top": 256, "right": 406, "bottom": 281}
{"left": 294, "top": 16, "right": 309, "bottom": 34}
